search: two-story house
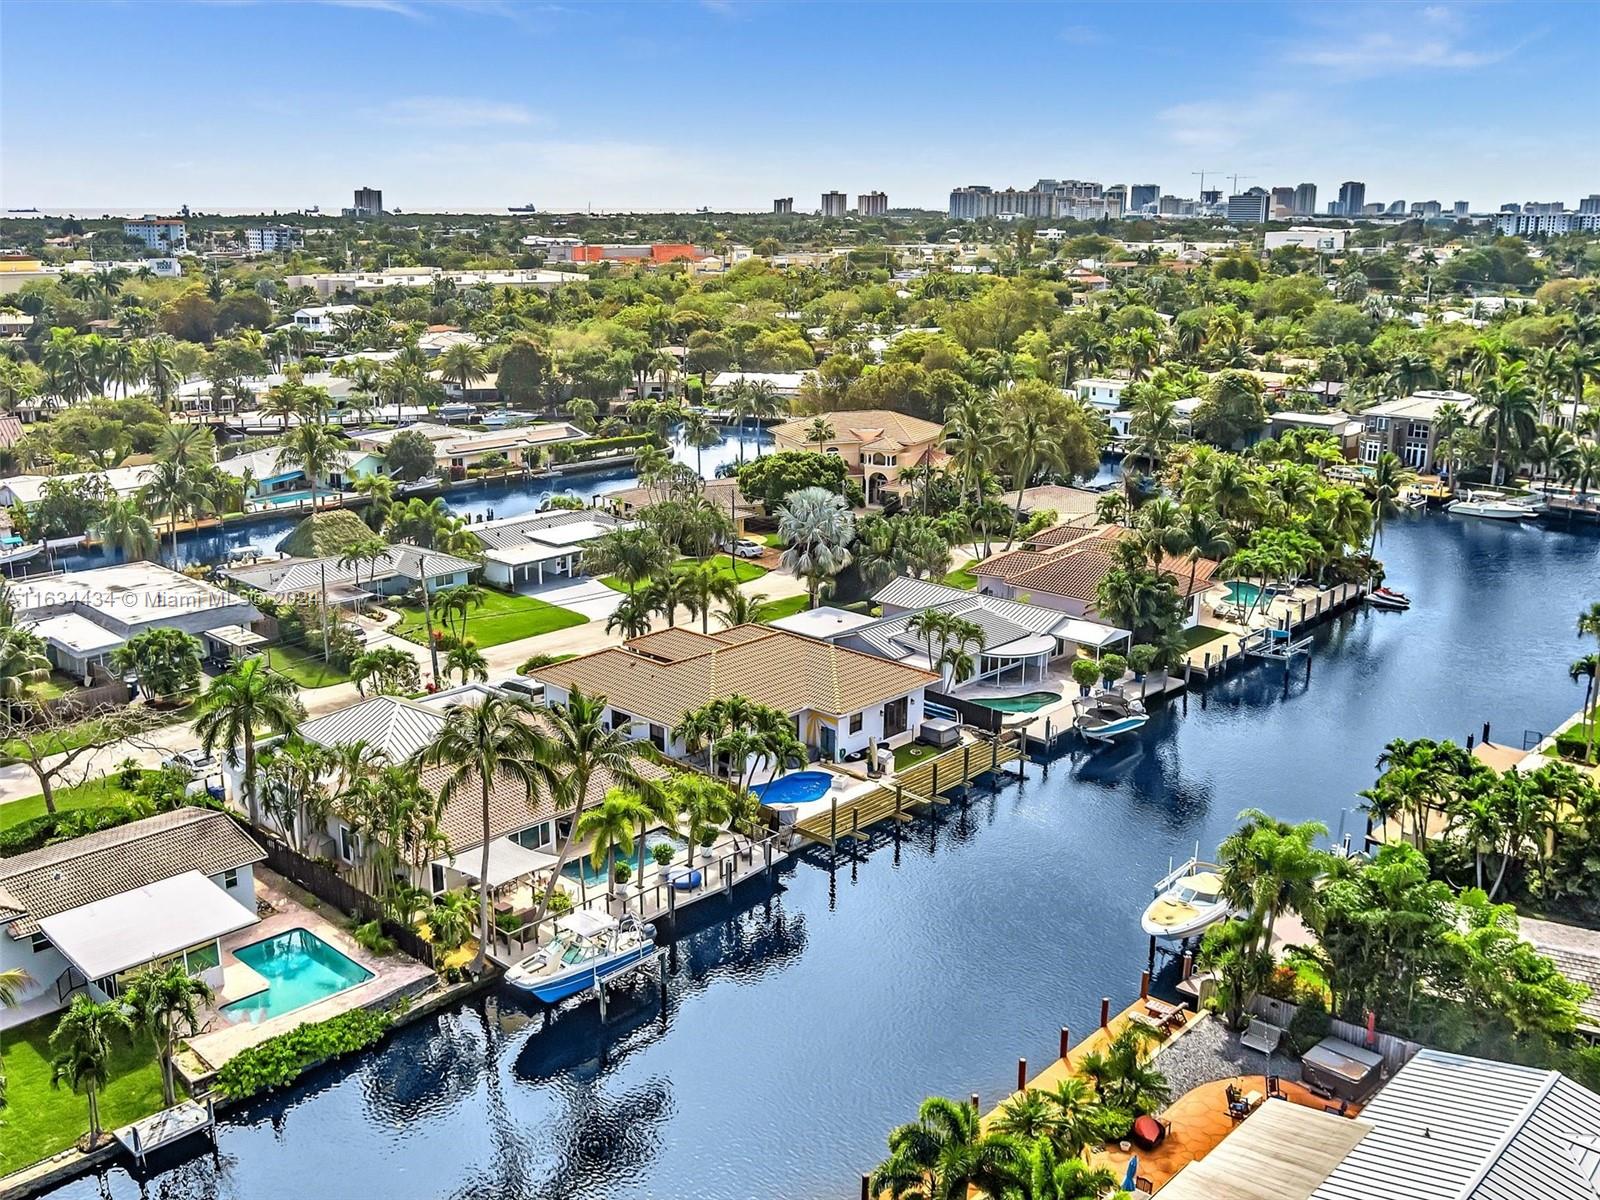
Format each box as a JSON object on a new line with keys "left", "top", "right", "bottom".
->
{"left": 770, "top": 409, "right": 945, "bottom": 505}
{"left": 1357, "top": 390, "right": 1474, "bottom": 471}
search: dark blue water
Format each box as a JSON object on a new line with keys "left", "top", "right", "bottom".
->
{"left": 41, "top": 514, "right": 1600, "bottom": 1200}
{"left": 30, "top": 426, "right": 771, "bottom": 575}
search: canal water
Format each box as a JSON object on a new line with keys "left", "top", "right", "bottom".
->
{"left": 38, "top": 515, "right": 1600, "bottom": 1200}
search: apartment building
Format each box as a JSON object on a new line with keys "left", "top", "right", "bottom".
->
{"left": 123, "top": 216, "right": 188, "bottom": 252}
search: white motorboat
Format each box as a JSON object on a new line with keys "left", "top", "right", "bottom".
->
{"left": 504, "top": 910, "right": 657, "bottom": 1003}
{"left": 1447, "top": 490, "right": 1533, "bottom": 521}
{"left": 1365, "top": 586, "right": 1411, "bottom": 611}
{"left": 0, "top": 537, "right": 42, "bottom": 566}
{"left": 1072, "top": 693, "right": 1148, "bottom": 743}
{"left": 1142, "top": 857, "right": 1232, "bottom": 940}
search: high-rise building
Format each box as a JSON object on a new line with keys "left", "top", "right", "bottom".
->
{"left": 123, "top": 216, "right": 188, "bottom": 252}
{"left": 1338, "top": 181, "right": 1366, "bottom": 218}
{"left": 1269, "top": 186, "right": 1295, "bottom": 218}
{"left": 821, "top": 191, "right": 849, "bottom": 218}
{"left": 856, "top": 191, "right": 888, "bottom": 216}
{"left": 1524, "top": 200, "right": 1567, "bottom": 215}
{"left": 1579, "top": 194, "right": 1600, "bottom": 215}
{"left": 1499, "top": 211, "right": 1600, "bottom": 235}
{"left": 1453, "top": 201, "right": 1470, "bottom": 217}
{"left": 1363, "top": 203, "right": 1385, "bottom": 216}
{"left": 1200, "top": 189, "right": 1222, "bottom": 208}
{"left": 773, "top": 197, "right": 794, "bottom": 214}
{"left": 1158, "top": 195, "right": 1197, "bottom": 217}
{"left": 246, "top": 225, "right": 304, "bottom": 253}
{"left": 1387, "top": 200, "right": 1407, "bottom": 215}
{"left": 1410, "top": 200, "right": 1442, "bottom": 219}
{"left": 1103, "top": 185, "right": 1127, "bottom": 218}
{"left": 1226, "top": 187, "right": 1270, "bottom": 224}
{"left": 1129, "top": 184, "right": 1160, "bottom": 212}
{"left": 948, "top": 180, "right": 1118, "bottom": 220}
{"left": 1293, "top": 183, "right": 1317, "bottom": 216}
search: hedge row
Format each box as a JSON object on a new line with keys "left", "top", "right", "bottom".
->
{"left": 212, "top": 1008, "right": 395, "bottom": 1100}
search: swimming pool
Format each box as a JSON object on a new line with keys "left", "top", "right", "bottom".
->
{"left": 1225, "top": 581, "right": 1262, "bottom": 606}
{"left": 221, "top": 928, "right": 373, "bottom": 1023}
{"left": 257, "top": 490, "right": 317, "bottom": 507}
{"left": 562, "top": 830, "right": 687, "bottom": 886}
{"left": 752, "top": 770, "right": 834, "bottom": 806}
{"left": 974, "top": 691, "right": 1060, "bottom": 714}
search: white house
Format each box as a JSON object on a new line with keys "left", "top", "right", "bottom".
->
{"left": 0, "top": 809, "right": 263, "bottom": 1028}
{"left": 290, "top": 305, "right": 360, "bottom": 336}
{"left": 1072, "top": 377, "right": 1130, "bottom": 414}
{"left": 474, "top": 508, "right": 632, "bottom": 590}
{"left": 222, "top": 544, "right": 477, "bottom": 605}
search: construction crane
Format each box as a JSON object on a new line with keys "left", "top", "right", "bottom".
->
{"left": 1227, "top": 174, "right": 1254, "bottom": 194}
{"left": 1191, "top": 170, "right": 1223, "bottom": 197}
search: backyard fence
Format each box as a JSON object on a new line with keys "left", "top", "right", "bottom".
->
{"left": 927, "top": 690, "right": 1004, "bottom": 735}
{"left": 36, "top": 677, "right": 131, "bottom": 721}
{"left": 1247, "top": 995, "right": 1421, "bottom": 1076}
{"left": 255, "top": 832, "right": 438, "bottom": 969}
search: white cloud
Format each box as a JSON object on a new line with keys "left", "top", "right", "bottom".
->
{"left": 320, "top": 0, "right": 425, "bottom": 18}
{"left": 1290, "top": 31, "right": 1507, "bottom": 77}
{"left": 373, "top": 96, "right": 543, "bottom": 129}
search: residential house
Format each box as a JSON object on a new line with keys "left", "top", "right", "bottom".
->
{"left": 770, "top": 409, "right": 946, "bottom": 505}
{"left": 1358, "top": 390, "right": 1474, "bottom": 470}
{"left": 217, "top": 445, "right": 385, "bottom": 502}
{"left": 709, "top": 370, "right": 814, "bottom": 399}
{"left": 474, "top": 508, "right": 633, "bottom": 590}
{"left": 222, "top": 544, "right": 477, "bottom": 605}
{"left": 1268, "top": 411, "right": 1364, "bottom": 459}
{"left": 530, "top": 625, "right": 938, "bottom": 766}
{"left": 973, "top": 524, "right": 1220, "bottom": 626}
{"left": 351, "top": 421, "right": 586, "bottom": 475}
{"left": 0, "top": 311, "right": 34, "bottom": 341}
{"left": 0, "top": 809, "right": 263, "bottom": 1028}
{"left": 1108, "top": 395, "right": 1203, "bottom": 442}
{"left": 1072, "top": 377, "right": 1131, "bottom": 415}
{"left": 14, "top": 562, "right": 261, "bottom": 678}
{"left": 600, "top": 476, "right": 759, "bottom": 537}
{"left": 283, "top": 267, "right": 585, "bottom": 300}
{"left": 0, "top": 463, "right": 158, "bottom": 508}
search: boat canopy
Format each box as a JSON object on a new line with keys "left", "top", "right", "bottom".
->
{"left": 556, "top": 909, "right": 615, "bottom": 939}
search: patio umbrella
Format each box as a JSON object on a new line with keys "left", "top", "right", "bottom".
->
{"left": 1122, "top": 1155, "right": 1139, "bottom": 1194}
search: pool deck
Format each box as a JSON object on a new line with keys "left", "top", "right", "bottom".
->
{"left": 180, "top": 870, "right": 436, "bottom": 1078}
{"left": 1183, "top": 581, "right": 1365, "bottom": 678}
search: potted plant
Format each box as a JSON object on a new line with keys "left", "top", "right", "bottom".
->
{"left": 1098, "top": 653, "right": 1128, "bottom": 693}
{"left": 652, "top": 842, "right": 676, "bottom": 868}
{"left": 1071, "top": 657, "right": 1100, "bottom": 697}
{"left": 698, "top": 827, "right": 718, "bottom": 863}
{"left": 612, "top": 862, "right": 632, "bottom": 886}
{"left": 1128, "top": 644, "right": 1158, "bottom": 681}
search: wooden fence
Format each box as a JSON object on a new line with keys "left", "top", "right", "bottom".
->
{"left": 255, "top": 832, "right": 438, "bottom": 969}
{"left": 1248, "top": 994, "right": 1421, "bottom": 1075}
{"left": 36, "top": 678, "right": 131, "bottom": 721}
{"left": 927, "top": 690, "right": 1004, "bottom": 734}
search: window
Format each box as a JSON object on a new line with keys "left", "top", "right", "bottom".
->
{"left": 849, "top": 712, "right": 863, "bottom": 734}
{"left": 430, "top": 862, "right": 446, "bottom": 894}
{"left": 184, "top": 941, "right": 220, "bottom": 974}
{"left": 30, "top": 931, "right": 50, "bottom": 955}
{"left": 340, "top": 825, "right": 359, "bottom": 863}
{"left": 222, "top": 868, "right": 239, "bottom": 890}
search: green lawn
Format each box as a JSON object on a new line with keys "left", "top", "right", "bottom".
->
{"left": 0, "top": 1014, "right": 172, "bottom": 1173}
{"left": 1178, "top": 624, "right": 1230, "bottom": 651}
{"left": 894, "top": 742, "right": 940, "bottom": 771}
{"left": 601, "top": 554, "right": 769, "bottom": 594}
{"left": 942, "top": 565, "right": 979, "bottom": 590}
{"left": 268, "top": 643, "right": 353, "bottom": 688}
{"left": 755, "top": 594, "right": 809, "bottom": 623}
{"left": 0, "top": 774, "right": 143, "bottom": 833}
{"left": 31, "top": 672, "right": 79, "bottom": 701}
{"left": 761, "top": 531, "right": 785, "bottom": 549}
{"left": 393, "top": 590, "right": 587, "bottom": 649}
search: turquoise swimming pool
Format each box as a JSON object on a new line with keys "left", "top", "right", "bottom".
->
{"left": 1225, "top": 581, "right": 1262, "bottom": 606}
{"left": 562, "top": 829, "right": 687, "bottom": 886}
{"left": 222, "top": 928, "right": 372, "bottom": 1023}
{"left": 975, "top": 691, "right": 1060, "bottom": 714}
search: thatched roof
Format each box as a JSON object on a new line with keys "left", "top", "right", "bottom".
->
{"left": 276, "top": 509, "right": 374, "bottom": 558}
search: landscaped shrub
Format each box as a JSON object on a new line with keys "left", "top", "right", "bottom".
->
{"left": 213, "top": 1008, "right": 395, "bottom": 1100}
{"left": 1084, "top": 1106, "right": 1134, "bottom": 1143}
{"left": 548, "top": 433, "right": 656, "bottom": 464}
{"left": 547, "top": 890, "right": 574, "bottom": 916}
{"left": 651, "top": 843, "right": 676, "bottom": 867}
{"left": 351, "top": 920, "right": 396, "bottom": 956}
{"left": 612, "top": 862, "right": 632, "bottom": 885}
{"left": 1287, "top": 992, "right": 1331, "bottom": 1055}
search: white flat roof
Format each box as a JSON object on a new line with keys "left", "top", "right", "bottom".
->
{"left": 769, "top": 606, "right": 880, "bottom": 640}
{"left": 485, "top": 542, "right": 574, "bottom": 567}
{"left": 39, "top": 871, "right": 258, "bottom": 980}
{"left": 27, "top": 611, "right": 124, "bottom": 655}
{"left": 1059, "top": 617, "right": 1131, "bottom": 649}
{"left": 435, "top": 838, "right": 558, "bottom": 887}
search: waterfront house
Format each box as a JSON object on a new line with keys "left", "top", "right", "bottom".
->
{"left": 217, "top": 445, "right": 385, "bottom": 503}
{"left": 1072, "top": 377, "right": 1131, "bottom": 415}
{"left": 13, "top": 561, "right": 261, "bottom": 679}
{"left": 350, "top": 421, "right": 586, "bottom": 474}
{"left": 708, "top": 370, "right": 813, "bottom": 399}
{"left": 769, "top": 409, "right": 945, "bottom": 505}
{"left": 1357, "top": 389, "right": 1474, "bottom": 470}
{"left": 0, "top": 809, "right": 264, "bottom": 1029}
{"left": 222, "top": 544, "right": 476, "bottom": 605}
{"left": 600, "top": 476, "right": 760, "bottom": 536}
{"left": 1268, "top": 410, "right": 1364, "bottom": 459}
{"left": 973, "top": 525, "right": 1221, "bottom": 626}
{"left": 0, "top": 462, "right": 158, "bottom": 508}
{"left": 473, "top": 508, "right": 633, "bottom": 590}
{"left": 529, "top": 625, "right": 938, "bottom": 766}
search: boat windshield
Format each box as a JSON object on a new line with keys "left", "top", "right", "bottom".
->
{"left": 1176, "top": 883, "right": 1218, "bottom": 903}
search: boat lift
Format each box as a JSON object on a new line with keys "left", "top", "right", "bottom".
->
{"left": 114, "top": 1097, "right": 217, "bottom": 1168}
{"left": 593, "top": 946, "right": 668, "bottom": 1021}
{"left": 1240, "top": 623, "right": 1312, "bottom": 662}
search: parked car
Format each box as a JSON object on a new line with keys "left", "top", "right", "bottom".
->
{"left": 732, "top": 539, "right": 765, "bottom": 559}
{"left": 496, "top": 677, "right": 545, "bottom": 701}
{"left": 162, "top": 748, "right": 215, "bottom": 774}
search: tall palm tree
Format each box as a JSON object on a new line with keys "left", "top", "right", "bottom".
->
{"left": 574, "top": 787, "right": 657, "bottom": 900}
{"left": 582, "top": 526, "right": 673, "bottom": 599}
{"left": 1175, "top": 507, "right": 1234, "bottom": 601}
{"left": 777, "top": 486, "right": 855, "bottom": 609}
{"left": 123, "top": 961, "right": 212, "bottom": 1106}
{"left": 643, "top": 570, "right": 694, "bottom": 627}
{"left": 141, "top": 457, "right": 215, "bottom": 567}
{"left": 1570, "top": 654, "right": 1599, "bottom": 762}
{"left": 1472, "top": 362, "right": 1538, "bottom": 487}
{"left": 872, "top": 1095, "right": 1024, "bottom": 1200}
{"left": 194, "top": 657, "right": 307, "bottom": 826}
{"left": 280, "top": 420, "right": 345, "bottom": 511}
{"left": 1366, "top": 451, "right": 1413, "bottom": 554}
{"left": 606, "top": 592, "right": 655, "bottom": 640}
{"left": 717, "top": 589, "right": 765, "bottom": 628}
{"left": 680, "top": 409, "right": 722, "bottom": 478}
{"left": 803, "top": 416, "right": 836, "bottom": 452}
{"left": 92, "top": 497, "right": 160, "bottom": 561}
{"left": 49, "top": 995, "right": 132, "bottom": 1148}
{"left": 999, "top": 384, "right": 1066, "bottom": 548}
{"left": 681, "top": 560, "right": 737, "bottom": 633}
{"left": 438, "top": 342, "right": 487, "bottom": 395}
{"left": 413, "top": 694, "right": 553, "bottom": 973}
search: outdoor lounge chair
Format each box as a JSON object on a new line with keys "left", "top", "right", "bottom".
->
{"left": 1239, "top": 1016, "right": 1284, "bottom": 1055}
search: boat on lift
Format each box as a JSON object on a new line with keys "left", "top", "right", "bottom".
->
{"left": 1142, "top": 855, "right": 1232, "bottom": 940}
{"left": 1365, "top": 586, "right": 1411, "bottom": 611}
{"left": 1071, "top": 692, "right": 1148, "bottom": 743}
{"left": 504, "top": 910, "right": 657, "bottom": 1003}
{"left": 0, "top": 536, "right": 42, "bottom": 567}
{"left": 1447, "top": 490, "right": 1534, "bottom": 521}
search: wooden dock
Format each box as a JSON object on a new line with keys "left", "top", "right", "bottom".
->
{"left": 794, "top": 734, "right": 1022, "bottom": 848}
{"left": 113, "top": 1098, "right": 216, "bottom": 1167}
{"left": 1184, "top": 581, "right": 1365, "bottom": 682}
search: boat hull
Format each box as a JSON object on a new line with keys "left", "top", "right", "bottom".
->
{"left": 510, "top": 942, "right": 655, "bottom": 1003}
{"left": 1140, "top": 906, "right": 1229, "bottom": 939}
{"left": 1077, "top": 715, "right": 1148, "bottom": 742}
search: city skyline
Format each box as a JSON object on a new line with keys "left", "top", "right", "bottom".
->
{"left": 2, "top": 0, "right": 1597, "bottom": 213}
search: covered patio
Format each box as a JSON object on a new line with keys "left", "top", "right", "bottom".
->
{"left": 204, "top": 624, "right": 268, "bottom": 664}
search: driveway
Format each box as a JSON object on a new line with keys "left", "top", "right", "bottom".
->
{"left": 524, "top": 576, "right": 624, "bottom": 622}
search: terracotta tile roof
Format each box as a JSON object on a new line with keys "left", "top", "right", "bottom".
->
{"left": 1005, "top": 546, "right": 1122, "bottom": 605}
{"left": 627, "top": 627, "right": 724, "bottom": 663}
{"left": 601, "top": 476, "right": 758, "bottom": 518}
{"left": 771, "top": 409, "right": 944, "bottom": 449}
{"left": 531, "top": 625, "right": 936, "bottom": 727}
{"left": 1026, "top": 523, "right": 1103, "bottom": 549}
{"left": 0, "top": 809, "right": 264, "bottom": 938}
{"left": 974, "top": 548, "right": 1058, "bottom": 579}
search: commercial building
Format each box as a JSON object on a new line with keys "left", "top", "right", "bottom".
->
{"left": 1269, "top": 186, "right": 1296, "bottom": 219}
{"left": 1337, "top": 181, "right": 1366, "bottom": 217}
{"left": 857, "top": 191, "right": 888, "bottom": 216}
{"left": 246, "top": 225, "right": 304, "bottom": 253}
{"left": 1129, "top": 184, "right": 1160, "bottom": 212}
{"left": 548, "top": 242, "right": 701, "bottom": 264}
{"left": 1226, "top": 188, "right": 1271, "bottom": 224}
{"left": 350, "top": 187, "right": 383, "bottom": 218}
{"left": 770, "top": 408, "right": 946, "bottom": 505}
{"left": 1358, "top": 389, "right": 1474, "bottom": 469}
{"left": 1411, "top": 200, "right": 1443, "bottom": 219}
{"left": 1580, "top": 194, "right": 1600, "bottom": 215}
{"left": 948, "top": 179, "right": 1118, "bottom": 221}
{"left": 821, "top": 191, "right": 849, "bottom": 218}
{"left": 1454, "top": 200, "right": 1471, "bottom": 217}
{"left": 773, "top": 197, "right": 794, "bottom": 214}
{"left": 284, "top": 265, "right": 585, "bottom": 298}
{"left": 1263, "top": 227, "right": 1347, "bottom": 253}
{"left": 531, "top": 626, "right": 938, "bottom": 767}
{"left": 123, "top": 216, "right": 188, "bottom": 252}
{"left": 1293, "top": 182, "right": 1318, "bottom": 216}
{"left": 1499, "top": 211, "right": 1600, "bottom": 236}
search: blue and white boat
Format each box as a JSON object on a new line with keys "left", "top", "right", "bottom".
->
{"left": 0, "top": 535, "right": 41, "bottom": 567}
{"left": 1072, "top": 693, "right": 1148, "bottom": 743}
{"left": 504, "top": 910, "right": 657, "bottom": 1003}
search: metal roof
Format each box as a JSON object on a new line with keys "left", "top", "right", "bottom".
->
{"left": 297, "top": 695, "right": 448, "bottom": 762}
{"left": 1310, "top": 1049, "right": 1600, "bottom": 1200}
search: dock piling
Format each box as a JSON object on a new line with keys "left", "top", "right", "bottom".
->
{"left": 970, "top": 1092, "right": 981, "bottom": 1112}
{"left": 1059, "top": 1026, "right": 1071, "bottom": 1058}
{"left": 1139, "top": 969, "right": 1150, "bottom": 999}
{"left": 1100, "top": 997, "right": 1110, "bottom": 1029}
{"left": 1017, "top": 1058, "right": 1027, "bottom": 1091}
{"left": 862, "top": 1174, "right": 871, "bottom": 1200}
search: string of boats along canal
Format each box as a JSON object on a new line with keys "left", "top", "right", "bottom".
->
{"left": 42, "top": 512, "right": 1600, "bottom": 1200}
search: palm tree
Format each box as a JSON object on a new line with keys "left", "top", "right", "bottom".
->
{"left": 1472, "top": 362, "right": 1538, "bottom": 487}
{"left": 606, "top": 592, "right": 655, "bottom": 640}
{"left": 1175, "top": 507, "right": 1234, "bottom": 601}
{"left": 351, "top": 646, "right": 419, "bottom": 696}
{"left": 355, "top": 472, "right": 398, "bottom": 531}
{"left": 717, "top": 589, "right": 765, "bottom": 628}
{"left": 1000, "top": 384, "right": 1067, "bottom": 548}
{"left": 1569, "top": 655, "right": 1599, "bottom": 762}
{"left": 123, "top": 961, "right": 212, "bottom": 1106}
{"left": 582, "top": 526, "right": 672, "bottom": 600}
{"left": 803, "top": 416, "right": 836, "bottom": 452}
{"left": 643, "top": 570, "right": 694, "bottom": 627}
{"left": 0, "top": 629, "right": 50, "bottom": 701}
{"left": 681, "top": 560, "right": 736, "bottom": 633}
{"left": 528, "top": 690, "right": 661, "bottom": 927}
{"left": 280, "top": 420, "right": 345, "bottom": 511}
{"left": 49, "top": 995, "right": 132, "bottom": 1148}
{"left": 574, "top": 787, "right": 656, "bottom": 899}
{"left": 438, "top": 342, "right": 487, "bottom": 396}
{"left": 194, "top": 657, "right": 307, "bottom": 826}
{"left": 1366, "top": 451, "right": 1413, "bottom": 554}
{"left": 777, "top": 486, "right": 855, "bottom": 609}
{"left": 1218, "top": 809, "right": 1330, "bottom": 960}
{"left": 413, "top": 694, "right": 553, "bottom": 973}
{"left": 871, "top": 1095, "right": 1024, "bottom": 1200}
{"left": 338, "top": 535, "right": 390, "bottom": 592}
{"left": 445, "top": 641, "right": 489, "bottom": 684}
{"left": 141, "top": 457, "right": 214, "bottom": 567}
{"left": 680, "top": 409, "right": 722, "bottom": 478}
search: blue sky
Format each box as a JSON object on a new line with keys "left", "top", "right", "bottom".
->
{"left": 2, "top": 0, "right": 1596, "bottom": 214}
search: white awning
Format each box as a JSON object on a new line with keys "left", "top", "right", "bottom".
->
{"left": 38, "top": 871, "right": 258, "bottom": 981}
{"left": 987, "top": 633, "right": 1057, "bottom": 657}
{"left": 1058, "top": 618, "right": 1131, "bottom": 650}
{"left": 206, "top": 624, "right": 267, "bottom": 650}
{"left": 434, "top": 837, "right": 559, "bottom": 888}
